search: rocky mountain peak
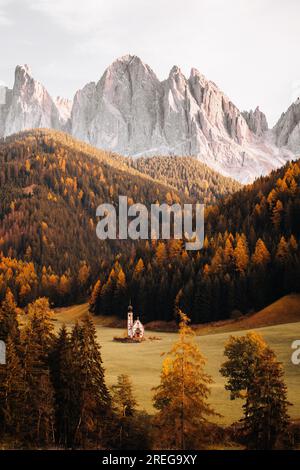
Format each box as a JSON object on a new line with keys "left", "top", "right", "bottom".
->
{"left": 167, "top": 65, "right": 187, "bottom": 99}
{"left": 54, "top": 96, "right": 72, "bottom": 125}
{"left": 113, "top": 54, "right": 141, "bottom": 65}
{"left": 169, "top": 65, "right": 183, "bottom": 76}
{"left": 1, "top": 64, "right": 60, "bottom": 138}
{"left": 242, "top": 106, "right": 268, "bottom": 136}
{"left": 189, "top": 67, "right": 208, "bottom": 86}
{"left": 0, "top": 56, "right": 297, "bottom": 183}
{"left": 14, "top": 64, "right": 34, "bottom": 92}
{"left": 273, "top": 97, "right": 300, "bottom": 153}
{"left": 106, "top": 54, "right": 157, "bottom": 80}
{"left": 15, "top": 64, "right": 32, "bottom": 78}
{"left": 13, "top": 64, "right": 49, "bottom": 104}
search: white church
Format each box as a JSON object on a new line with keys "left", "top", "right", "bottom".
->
{"left": 127, "top": 303, "right": 144, "bottom": 339}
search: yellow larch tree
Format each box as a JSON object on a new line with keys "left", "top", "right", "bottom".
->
{"left": 233, "top": 234, "right": 249, "bottom": 274}
{"left": 152, "top": 311, "right": 217, "bottom": 450}
{"left": 252, "top": 239, "right": 271, "bottom": 266}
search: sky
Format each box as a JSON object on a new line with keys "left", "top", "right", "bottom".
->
{"left": 0, "top": 0, "right": 299, "bottom": 126}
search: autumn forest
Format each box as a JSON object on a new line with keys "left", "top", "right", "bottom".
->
{"left": 0, "top": 129, "right": 299, "bottom": 450}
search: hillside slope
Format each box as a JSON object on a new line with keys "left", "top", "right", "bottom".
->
{"left": 273, "top": 97, "right": 300, "bottom": 153}
{"left": 0, "top": 128, "right": 244, "bottom": 309}
{"left": 129, "top": 155, "right": 241, "bottom": 204}
{"left": 90, "top": 156, "right": 300, "bottom": 324}
{"left": 1, "top": 129, "right": 300, "bottom": 326}
{"left": 0, "top": 129, "right": 187, "bottom": 305}
{"left": 52, "top": 309, "right": 300, "bottom": 423}
{"left": 195, "top": 294, "right": 300, "bottom": 335}
{"left": 54, "top": 293, "right": 300, "bottom": 334}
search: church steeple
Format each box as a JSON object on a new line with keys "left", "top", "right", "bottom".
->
{"left": 127, "top": 302, "right": 133, "bottom": 338}
{"left": 126, "top": 301, "right": 145, "bottom": 340}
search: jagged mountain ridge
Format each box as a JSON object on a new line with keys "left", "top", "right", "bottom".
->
{"left": 69, "top": 55, "right": 292, "bottom": 183}
{"left": 0, "top": 56, "right": 298, "bottom": 183}
{"left": 242, "top": 107, "right": 268, "bottom": 136}
{"left": 273, "top": 97, "right": 300, "bottom": 153}
{"left": 1, "top": 65, "right": 61, "bottom": 135}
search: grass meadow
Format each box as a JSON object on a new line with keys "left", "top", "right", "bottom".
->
{"left": 54, "top": 299, "right": 300, "bottom": 425}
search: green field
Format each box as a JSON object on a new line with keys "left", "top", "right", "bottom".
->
{"left": 54, "top": 307, "right": 300, "bottom": 425}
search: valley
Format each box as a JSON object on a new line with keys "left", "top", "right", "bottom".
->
{"left": 53, "top": 297, "right": 300, "bottom": 424}
{"left": 1, "top": 129, "right": 300, "bottom": 325}
{"left": 0, "top": 124, "right": 299, "bottom": 451}
{"left": 1, "top": 0, "right": 299, "bottom": 453}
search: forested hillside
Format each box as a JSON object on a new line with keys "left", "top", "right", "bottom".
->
{"left": 130, "top": 156, "right": 241, "bottom": 203}
{"left": 90, "top": 160, "right": 300, "bottom": 323}
{"left": 1, "top": 129, "right": 299, "bottom": 324}
{"left": 0, "top": 129, "right": 184, "bottom": 306}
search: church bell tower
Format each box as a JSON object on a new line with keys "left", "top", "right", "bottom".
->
{"left": 127, "top": 303, "right": 133, "bottom": 338}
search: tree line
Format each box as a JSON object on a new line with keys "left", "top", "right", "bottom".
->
{"left": 0, "top": 130, "right": 187, "bottom": 306}
{"left": 0, "top": 294, "right": 293, "bottom": 450}
{"left": 1, "top": 129, "right": 300, "bottom": 324}
{"left": 130, "top": 155, "right": 241, "bottom": 204}
{"left": 90, "top": 159, "right": 300, "bottom": 323}
{"left": 0, "top": 129, "right": 241, "bottom": 312}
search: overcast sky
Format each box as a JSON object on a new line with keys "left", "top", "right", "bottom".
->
{"left": 0, "top": 0, "right": 299, "bottom": 126}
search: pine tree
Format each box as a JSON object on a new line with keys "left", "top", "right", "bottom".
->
{"left": 243, "top": 348, "right": 290, "bottom": 449}
{"left": 0, "top": 336, "right": 25, "bottom": 439}
{"left": 22, "top": 306, "right": 55, "bottom": 446}
{"left": 153, "top": 311, "right": 217, "bottom": 449}
{"left": 100, "top": 268, "right": 116, "bottom": 315}
{"left": 63, "top": 321, "right": 85, "bottom": 448}
{"left": 224, "top": 237, "right": 234, "bottom": 266}
{"left": 114, "top": 267, "right": 127, "bottom": 316}
{"left": 220, "top": 332, "right": 291, "bottom": 449}
{"left": 276, "top": 236, "right": 290, "bottom": 264}
{"left": 27, "top": 297, "right": 55, "bottom": 355}
{"left": 272, "top": 199, "right": 283, "bottom": 230}
{"left": 0, "top": 289, "right": 20, "bottom": 344}
{"left": 48, "top": 324, "right": 71, "bottom": 447}
{"left": 111, "top": 374, "right": 137, "bottom": 418}
{"left": 89, "top": 279, "right": 101, "bottom": 314}
{"left": 252, "top": 238, "right": 270, "bottom": 266}
{"left": 174, "top": 288, "right": 184, "bottom": 316}
{"left": 210, "top": 247, "right": 224, "bottom": 274}
{"left": 289, "top": 234, "right": 298, "bottom": 252}
{"left": 234, "top": 235, "right": 249, "bottom": 275}
{"left": 220, "top": 332, "right": 267, "bottom": 399}
{"left": 193, "top": 275, "right": 212, "bottom": 323}
{"left": 168, "top": 239, "right": 183, "bottom": 259}
{"left": 77, "top": 262, "right": 90, "bottom": 290}
{"left": 73, "top": 315, "right": 111, "bottom": 448}
{"left": 111, "top": 374, "right": 141, "bottom": 449}
{"left": 155, "top": 242, "right": 167, "bottom": 266}
{"left": 133, "top": 258, "right": 145, "bottom": 278}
